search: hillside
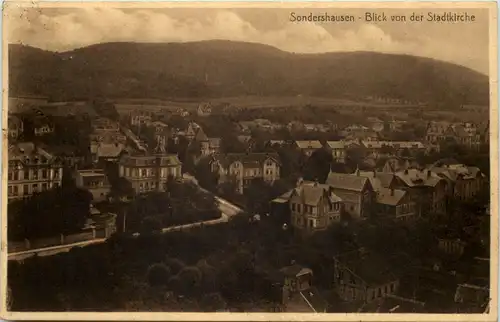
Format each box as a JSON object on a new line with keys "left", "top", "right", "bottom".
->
{"left": 8, "top": 41, "right": 490, "bottom": 105}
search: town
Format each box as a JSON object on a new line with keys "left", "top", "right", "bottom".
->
{"left": 6, "top": 94, "right": 490, "bottom": 313}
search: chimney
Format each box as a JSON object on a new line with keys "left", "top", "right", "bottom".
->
{"left": 390, "top": 188, "right": 394, "bottom": 196}
{"left": 314, "top": 178, "right": 319, "bottom": 186}
{"left": 427, "top": 170, "right": 431, "bottom": 178}
{"left": 297, "top": 177, "right": 304, "bottom": 187}
{"left": 373, "top": 170, "right": 377, "bottom": 178}
{"left": 404, "top": 169, "right": 409, "bottom": 175}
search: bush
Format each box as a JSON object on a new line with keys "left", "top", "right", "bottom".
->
{"left": 146, "top": 263, "right": 171, "bottom": 287}
{"left": 164, "top": 257, "right": 186, "bottom": 275}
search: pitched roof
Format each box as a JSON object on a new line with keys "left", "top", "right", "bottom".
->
{"left": 334, "top": 248, "right": 398, "bottom": 286}
{"left": 326, "top": 141, "right": 345, "bottom": 149}
{"left": 395, "top": 169, "right": 444, "bottom": 187}
{"left": 358, "top": 171, "right": 396, "bottom": 190}
{"left": 9, "top": 142, "right": 54, "bottom": 161}
{"left": 291, "top": 182, "right": 342, "bottom": 206}
{"left": 376, "top": 188, "right": 407, "bottom": 206}
{"left": 295, "top": 140, "right": 323, "bottom": 149}
{"left": 91, "top": 143, "right": 125, "bottom": 158}
{"left": 326, "top": 172, "right": 370, "bottom": 192}
{"left": 280, "top": 264, "right": 313, "bottom": 277}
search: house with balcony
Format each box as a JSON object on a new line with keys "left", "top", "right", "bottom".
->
{"left": 287, "top": 180, "right": 343, "bottom": 235}
{"left": 356, "top": 170, "right": 416, "bottom": 222}
{"left": 429, "top": 161, "right": 487, "bottom": 202}
{"left": 325, "top": 170, "right": 376, "bottom": 220}
{"left": 392, "top": 168, "right": 448, "bottom": 217}
{"left": 118, "top": 152, "right": 182, "bottom": 194}
{"left": 325, "top": 141, "right": 347, "bottom": 163}
{"left": 209, "top": 152, "right": 281, "bottom": 194}
{"left": 7, "top": 142, "right": 63, "bottom": 201}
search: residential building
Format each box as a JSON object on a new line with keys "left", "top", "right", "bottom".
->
{"left": 294, "top": 140, "right": 323, "bottom": 157}
{"left": 393, "top": 168, "right": 448, "bottom": 216}
{"left": 185, "top": 122, "right": 202, "bottom": 141}
{"left": 75, "top": 169, "right": 111, "bottom": 202}
{"left": 367, "top": 117, "right": 384, "bottom": 132}
{"left": 209, "top": 152, "right": 281, "bottom": 194}
{"left": 191, "top": 127, "right": 221, "bottom": 157}
{"left": 438, "top": 237, "right": 467, "bottom": 257}
{"left": 451, "top": 123, "right": 481, "bottom": 151}
{"left": 33, "top": 115, "right": 55, "bottom": 136}
{"left": 381, "top": 157, "right": 420, "bottom": 173}
{"left": 333, "top": 248, "right": 400, "bottom": 303}
{"left": 356, "top": 170, "right": 416, "bottom": 222}
{"left": 197, "top": 102, "right": 212, "bottom": 117}
{"left": 8, "top": 115, "right": 24, "bottom": 141}
{"left": 361, "top": 141, "right": 426, "bottom": 159}
{"left": 257, "top": 264, "right": 328, "bottom": 312}
{"left": 425, "top": 121, "right": 454, "bottom": 144}
{"left": 7, "top": 142, "right": 63, "bottom": 201}
{"left": 129, "top": 110, "right": 153, "bottom": 126}
{"left": 325, "top": 170, "right": 376, "bottom": 219}
{"left": 388, "top": 120, "right": 407, "bottom": 132}
{"left": 90, "top": 142, "right": 126, "bottom": 163}
{"left": 478, "top": 122, "right": 489, "bottom": 145}
{"left": 287, "top": 180, "right": 343, "bottom": 234}
{"left": 376, "top": 188, "right": 416, "bottom": 222}
{"left": 287, "top": 121, "right": 305, "bottom": 132}
{"left": 430, "top": 162, "right": 487, "bottom": 202}
{"left": 118, "top": 152, "right": 182, "bottom": 194}
{"left": 325, "top": 141, "right": 347, "bottom": 163}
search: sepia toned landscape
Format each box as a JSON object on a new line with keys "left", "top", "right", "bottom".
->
{"left": 3, "top": 3, "right": 496, "bottom": 318}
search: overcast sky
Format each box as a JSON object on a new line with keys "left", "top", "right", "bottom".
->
{"left": 5, "top": 6, "right": 490, "bottom": 75}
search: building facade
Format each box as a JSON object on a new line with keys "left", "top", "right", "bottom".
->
{"left": 334, "top": 248, "right": 400, "bottom": 303}
{"left": 118, "top": 153, "right": 182, "bottom": 194}
{"left": 325, "top": 170, "right": 376, "bottom": 219}
{"left": 7, "top": 142, "right": 63, "bottom": 201}
{"left": 75, "top": 169, "right": 111, "bottom": 203}
{"left": 209, "top": 152, "right": 281, "bottom": 194}
{"left": 288, "top": 180, "right": 343, "bottom": 234}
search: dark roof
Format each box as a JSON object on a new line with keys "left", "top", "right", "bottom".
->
{"left": 290, "top": 182, "right": 342, "bottom": 206}
{"left": 334, "top": 248, "right": 398, "bottom": 286}
{"left": 326, "top": 171, "right": 370, "bottom": 192}
{"left": 376, "top": 188, "right": 407, "bottom": 206}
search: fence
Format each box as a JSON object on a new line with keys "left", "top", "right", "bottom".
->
{"left": 8, "top": 229, "right": 104, "bottom": 254}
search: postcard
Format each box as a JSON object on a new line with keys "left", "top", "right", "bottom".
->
{"left": 1, "top": 1, "right": 498, "bottom": 321}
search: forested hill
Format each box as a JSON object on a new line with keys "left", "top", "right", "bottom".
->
{"left": 9, "top": 41, "right": 489, "bottom": 105}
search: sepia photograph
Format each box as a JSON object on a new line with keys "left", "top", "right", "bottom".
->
{"left": 2, "top": 2, "right": 498, "bottom": 320}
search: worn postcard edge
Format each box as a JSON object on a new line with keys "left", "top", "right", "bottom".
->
{"left": 0, "top": 1, "right": 498, "bottom": 321}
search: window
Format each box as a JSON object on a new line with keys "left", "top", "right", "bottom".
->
{"left": 13, "top": 170, "right": 19, "bottom": 181}
{"left": 24, "top": 171, "right": 29, "bottom": 180}
{"left": 42, "top": 183, "right": 47, "bottom": 191}
{"left": 13, "top": 186, "right": 18, "bottom": 196}
{"left": 378, "top": 288, "right": 382, "bottom": 297}
{"left": 23, "top": 184, "right": 29, "bottom": 195}
{"left": 8, "top": 186, "right": 13, "bottom": 195}
{"left": 390, "top": 284, "right": 395, "bottom": 292}
{"left": 291, "top": 204, "right": 296, "bottom": 211}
